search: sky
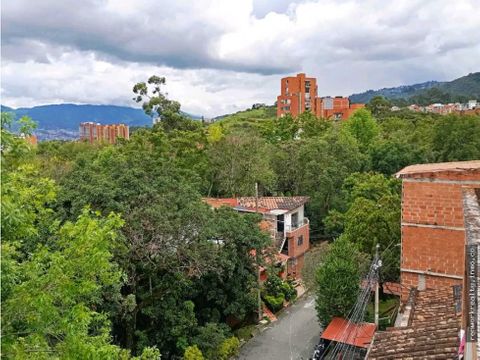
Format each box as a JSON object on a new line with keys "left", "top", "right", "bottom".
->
{"left": 1, "top": 0, "right": 479, "bottom": 117}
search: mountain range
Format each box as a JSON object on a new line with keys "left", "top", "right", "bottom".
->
{"left": 349, "top": 72, "right": 480, "bottom": 104}
{"left": 1, "top": 104, "right": 201, "bottom": 140}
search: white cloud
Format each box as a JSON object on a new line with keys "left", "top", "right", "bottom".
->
{"left": 1, "top": 0, "right": 479, "bottom": 116}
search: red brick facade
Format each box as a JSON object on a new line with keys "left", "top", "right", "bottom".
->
{"left": 396, "top": 161, "right": 480, "bottom": 299}
{"left": 277, "top": 73, "right": 317, "bottom": 118}
{"left": 276, "top": 73, "right": 364, "bottom": 119}
{"left": 285, "top": 221, "right": 310, "bottom": 278}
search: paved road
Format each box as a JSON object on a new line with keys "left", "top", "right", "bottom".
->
{"left": 238, "top": 295, "right": 321, "bottom": 360}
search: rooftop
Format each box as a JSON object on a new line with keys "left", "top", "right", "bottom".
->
{"left": 321, "top": 317, "right": 376, "bottom": 349}
{"left": 395, "top": 160, "right": 480, "bottom": 178}
{"left": 368, "top": 287, "right": 461, "bottom": 359}
{"left": 203, "top": 196, "right": 309, "bottom": 213}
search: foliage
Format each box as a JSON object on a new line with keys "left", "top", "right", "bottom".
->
{"left": 370, "top": 138, "right": 422, "bottom": 175}
{"left": 325, "top": 172, "right": 401, "bottom": 281}
{"left": 192, "top": 323, "right": 231, "bottom": 360}
{"left": 366, "top": 96, "right": 392, "bottom": 117}
{"left": 184, "top": 345, "right": 204, "bottom": 360}
{"left": 297, "top": 111, "right": 332, "bottom": 138}
{"left": 262, "top": 271, "right": 296, "bottom": 308}
{"left": 208, "top": 132, "right": 276, "bottom": 196}
{"left": 343, "top": 108, "right": 379, "bottom": 152}
{"left": 263, "top": 293, "right": 285, "bottom": 313}
{"left": 431, "top": 114, "right": 480, "bottom": 161}
{"left": 262, "top": 113, "right": 299, "bottom": 143}
{"left": 217, "top": 337, "right": 240, "bottom": 360}
{"left": 2, "top": 209, "right": 125, "bottom": 359}
{"left": 133, "top": 75, "right": 198, "bottom": 132}
{"left": 315, "top": 237, "right": 361, "bottom": 325}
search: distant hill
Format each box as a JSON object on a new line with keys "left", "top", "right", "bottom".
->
{"left": 349, "top": 72, "right": 480, "bottom": 104}
{"left": 1, "top": 103, "right": 201, "bottom": 140}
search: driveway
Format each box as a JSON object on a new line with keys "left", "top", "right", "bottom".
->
{"left": 238, "top": 295, "right": 321, "bottom": 360}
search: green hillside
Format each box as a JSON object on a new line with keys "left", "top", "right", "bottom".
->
{"left": 211, "top": 104, "right": 276, "bottom": 132}
{"left": 350, "top": 72, "right": 480, "bottom": 104}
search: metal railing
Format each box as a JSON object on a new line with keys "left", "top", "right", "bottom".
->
{"left": 285, "top": 217, "right": 309, "bottom": 233}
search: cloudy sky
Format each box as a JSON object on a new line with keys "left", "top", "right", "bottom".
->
{"left": 1, "top": 0, "right": 479, "bottom": 117}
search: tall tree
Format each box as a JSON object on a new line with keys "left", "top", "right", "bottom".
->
{"left": 315, "top": 237, "right": 361, "bottom": 325}
{"left": 343, "top": 108, "right": 379, "bottom": 152}
{"left": 208, "top": 132, "right": 276, "bottom": 197}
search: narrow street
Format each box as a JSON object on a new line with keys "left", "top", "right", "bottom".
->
{"left": 238, "top": 295, "right": 321, "bottom": 360}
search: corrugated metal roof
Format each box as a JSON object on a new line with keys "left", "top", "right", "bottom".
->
{"left": 321, "top": 317, "right": 376, "bottom": 348}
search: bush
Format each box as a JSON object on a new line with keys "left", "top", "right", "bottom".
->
{"left": 184, "top": 345, "right": 204, "bottom": 360}
{"left": 264, "top": 272, "right": 283, "bottom": 296}
{"left": 217, "top": 337, "right": 240, "bottom": 360}
{"left": 193, "top": 323, "right": 231, "bottom": 360}
{"left": 263, "top": 293, "right": 285, "bottom": 312}
{"left": 281, "top": 282, "right": 297, "bottom": 302}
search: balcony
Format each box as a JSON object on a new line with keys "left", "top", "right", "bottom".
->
{"left": 286, "top": 217, "right": 309, "bottom": 234}
{"left": 275, "top": 217, "right": 309, "bottom": 252}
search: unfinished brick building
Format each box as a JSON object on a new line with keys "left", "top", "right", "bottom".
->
{"left": 396, "top": 161, "right": 480, "bottom": 296}
{"left": 276, "top": 73, "right": 364, "bottom": 119}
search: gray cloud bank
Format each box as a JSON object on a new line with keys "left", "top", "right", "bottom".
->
{"left": 1, "top": 0, "right": 479, "bottom": 117}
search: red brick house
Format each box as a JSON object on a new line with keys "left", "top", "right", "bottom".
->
{"left": 203, "top": 196, "right": 310, "bottom": 279}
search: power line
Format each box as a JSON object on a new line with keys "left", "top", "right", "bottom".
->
{"left": 320, "top": 256, "right": 379, "bottom": 359}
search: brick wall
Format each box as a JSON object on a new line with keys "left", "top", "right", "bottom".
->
{"left": 286, "top": 223, "right": 310, "bottom": 277}
{"left": 402, "top": 226, "right": 464, "bottom": 276}
{"left": 399, "top": 165, "right": 480, "bottom": 298}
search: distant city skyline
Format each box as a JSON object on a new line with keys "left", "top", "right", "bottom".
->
{"left": 2, "top": 0, "right": 480, "bottom": 117}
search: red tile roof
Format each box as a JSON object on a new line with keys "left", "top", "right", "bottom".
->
{"left": 368, "top": 287, "right": 461, "bottom": 359}
{"left": 396, "top": 160, "right": 480, "bottom": 178}
{"left": 237, "top": 196, "right": 309, "bottom": 211}
{"left": 203, "top": 196, "right": 309, "bottom": 213}
{"left": 321, "top": 317, "right": 376, "bottom": 349}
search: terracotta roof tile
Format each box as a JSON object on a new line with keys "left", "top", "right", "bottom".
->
{"left": 368, "top": 287, "right": 460, "bottom": 359}
{"left": 203, "top": 196, "right": 309, "bottom": 213}
{"left": 237, "top": 196, "right": 309, "bottom": 211}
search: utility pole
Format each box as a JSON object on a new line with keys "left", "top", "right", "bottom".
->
{"left": 255, "top": 183, "right": 263, "bottom": 322}
{"left": 374, "top": 244, "right": 382, "bottom": 327}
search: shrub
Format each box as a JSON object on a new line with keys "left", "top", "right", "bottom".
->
{"left": 184, "top": 345, "right": 204, "bottom": 360}
{"left": 281, "top": 282, "right": 297, "bottom": 302}
{"left": 264, "top": 272, "right": 283, "bottom": 296}
{"left": 217, "top": 337, "right": 240, "bottom": 360}
{"left": 193, "top": 323, "right": 231, "bottom": 359}
{"left": 263, "top": 293, "right": 285, "bottom": 312}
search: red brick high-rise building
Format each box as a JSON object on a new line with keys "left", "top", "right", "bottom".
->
{"left": 277, "top": 73, "right": 318, "bottom": 118}
{"left": 80, "top": 122, "right": 129, "bottom": 144}
{"left": 276, "top": 73, "right": 364, "bottom": 119}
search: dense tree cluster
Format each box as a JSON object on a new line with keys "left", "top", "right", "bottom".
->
{"left": 2, "top": 76, "right": 480, "bottom": 357}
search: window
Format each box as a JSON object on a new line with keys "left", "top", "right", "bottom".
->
{"left": 297, "top": 235, "right": 304, "bottom": 246}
